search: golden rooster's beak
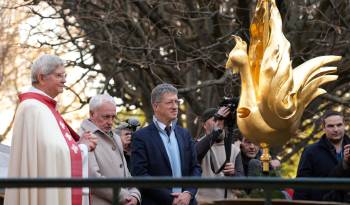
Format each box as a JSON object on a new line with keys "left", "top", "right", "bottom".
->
{"left": 225, "top": 35, "right": 246, "bottom": 74}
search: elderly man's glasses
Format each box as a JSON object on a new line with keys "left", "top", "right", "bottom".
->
{"left": 52, "top": 72, "right": 67, "bottom": 79}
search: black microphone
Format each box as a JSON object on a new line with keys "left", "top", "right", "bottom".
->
{"left": 247, "top": 159, "right": 263, "bottom": 176}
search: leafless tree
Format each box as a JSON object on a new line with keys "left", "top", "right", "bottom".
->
{"left": 17, "top": 0, "right": 350, "bottom": 173}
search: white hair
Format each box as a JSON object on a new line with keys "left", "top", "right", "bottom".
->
{"left": 31, "top": 54, "right": 65, "bottom": 84}
{"left": 89, "top": 94, "right": 116, "bottom": 111}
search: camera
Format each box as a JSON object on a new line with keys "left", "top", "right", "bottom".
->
{"left": 217, "top": 96, "right": 240, "bottom": 143}
{"left": 219, "top": 97, "right": 239, "bottom": 113}
{"left": 125, "top": 118, "right": 140, "bottom": 132}
{"left": 214, "top": 97, "right": 239, "bottom": 127}
{"left": 116, "top": 118, "right": 140, "bottom": 133}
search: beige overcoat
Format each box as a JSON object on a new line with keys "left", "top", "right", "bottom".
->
{"left": 79, "top": 119, "right": 141, "bottom": 205}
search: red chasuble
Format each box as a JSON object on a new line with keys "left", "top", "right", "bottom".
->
{"left": 19, "top": 92, "right": 83, "bottom": 205}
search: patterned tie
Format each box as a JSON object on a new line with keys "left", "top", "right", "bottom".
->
{"left": 165, "top": 126, "right": 171, "bottom": 136}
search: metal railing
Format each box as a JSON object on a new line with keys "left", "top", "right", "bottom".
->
{"left": 1, "top": 177, "right": 350, "bottom": 205}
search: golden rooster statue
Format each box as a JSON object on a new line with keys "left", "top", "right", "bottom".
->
{"left": 226, "top": 0, "right": 341, "bottom": 148}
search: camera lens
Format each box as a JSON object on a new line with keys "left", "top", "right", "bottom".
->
{"left": 127, "top": 118, "right": 140, "bottom": 127}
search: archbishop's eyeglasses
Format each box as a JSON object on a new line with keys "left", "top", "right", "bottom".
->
{"left": 51, "top": 72, "right": 67, "bottom": 79}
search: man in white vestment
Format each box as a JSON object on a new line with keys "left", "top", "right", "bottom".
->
{"left": 79, "top": 94, "right": 140, "bottom": 205}
{"left": 4, "top": 54, "right": 98, "bottom": 205}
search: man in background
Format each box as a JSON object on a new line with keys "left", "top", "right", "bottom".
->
{"left": 195, "top": 107, "right": 243, "bottom": 202}
{"left": 80, "top": 94, "right": 140, "bottom": 205}
{"left": 324, "top": 144, "right": 350, "bottom": 202}
{"left": 240, "top": 137, "right": 280, "bottom": 177}
{"left": 294, "top": 110, "right": 350, "bottom": 201}
{"left": 115, "top": 118, "right": 140, "bottom": 170}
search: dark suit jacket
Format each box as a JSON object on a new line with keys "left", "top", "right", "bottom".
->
{"left": 131, "top": 122, "right": 202, "bottom": 205}
{"left": 323, "top": 144, "right": 350, "bottom": 203}
{"left": 294, "top": 134, "right": 350, "bottom": 201}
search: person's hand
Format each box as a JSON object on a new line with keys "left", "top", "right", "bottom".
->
{"left": 217, "top": 106, "right": 231, "bottom": 118}
{"left": 270, "top": 159, "right": 281, "bottom": 170}
{"left": 210, "top": 106, "right": 231, "bottom": 131}
{"left": 79, "top": 131, "right": 98, "bottom": 151}
{"left": 344, "top": 144, "right": 350, "bottom": 165}
{"left": 123, "top": 195, "right": 138, "bottom": 205}
{"left": 223, "top": 162, "right": 235, "bottom": 176}
{"left": 171, "top": 192, "right": 191, "bottom": 205}
{"left": 120, "top": 129, "right": 132, "bottom": 152}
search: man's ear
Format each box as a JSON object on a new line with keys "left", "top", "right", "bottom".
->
{"left": 152, "top": 103, "right": 158, "bottom": 111}
{"left": 89, "top": 110, "right": 94, "bottom": 118}
{"left": 36, "top": 73, "right": 46, "bottom": 84}
{"left": 202, "top": 121, "right": 208, "bottom": 130}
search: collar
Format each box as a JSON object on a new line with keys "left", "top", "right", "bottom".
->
{"left": 152, "top": 115, "right": 177, "bottom": 131}
{"left": 29, "top": 86, "right": 53, "bottom": 99}
{"left": 19, "top": 91, "right": 57, "bottom": 109}
{"left": 319, "top": 134, "right": 341, "bottom": 149}
{"left": 319, "top": 134, "right": 350, "bottom": 152}
{"left": 80, "top": 119, "right": 113, "bottom": 137}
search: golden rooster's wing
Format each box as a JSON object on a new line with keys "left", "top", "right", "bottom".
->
{"left": 252, "top": 0, "right": 296, "bottom": 130}
{"left": 292, "top": 56, "right": 341, "bottom": 107}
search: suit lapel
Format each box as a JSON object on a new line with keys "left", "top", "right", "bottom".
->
{"left": 150, "top": 123, "right": 172, "bottom": 171}
{"left": 174, "top": 126, "right": 185, "bottom": 174}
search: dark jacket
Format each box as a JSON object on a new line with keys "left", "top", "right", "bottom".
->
{"left": 195, "top": 131, "right": 244, "bottom": 177}
{"left": 241, "top": 149, "right": 264, "bottom": 177}
{"left": 131, "top": 122, "right": 202, "bottom": 205}
{"left": 241, "top": 152, "right": 257, "bottom": 177}
{"left": 323, "top": 148, "right": 350, "bottom": 203}
{"left": 294, "top": 134, "right": 350, "bottom": 201}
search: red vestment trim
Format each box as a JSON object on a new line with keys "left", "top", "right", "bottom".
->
{"left": 19, "top": 92, "right": 82, "bottom": 205}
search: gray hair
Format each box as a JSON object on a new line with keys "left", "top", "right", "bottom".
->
{"left": 151, "top": 83, "right": 178, "bottom": 104}
{"left": 114, "top": 122, "right": 129, "bottom": 136}
{"left": 89, "top": 94, "right": 116, "bottom": 111}
{"left": 31, "top": 54, "right": 65, "bottom": 84}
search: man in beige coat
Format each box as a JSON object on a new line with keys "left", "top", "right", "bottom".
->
{"left": 79, "top": 94, "right": 141, "bottom": 205}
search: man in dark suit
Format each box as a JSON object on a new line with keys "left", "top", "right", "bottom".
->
{"left": 131, "top": 83, "right": 202, "bottom": 205}
{"left": 294, "top": 110, "right": 350, "bottom": 201}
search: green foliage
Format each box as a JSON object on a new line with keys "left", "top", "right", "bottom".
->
{"left": 280, "top": 153, "right": 301, "bottom": 178}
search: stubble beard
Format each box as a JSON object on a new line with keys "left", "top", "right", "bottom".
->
{"left": 328, "top": 135, "right": 343, "bottom": 145}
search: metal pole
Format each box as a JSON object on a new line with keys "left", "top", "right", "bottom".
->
{"left": 112, "top": 187, "right": 120, "bottom": 205}
{"left": 264, "top": 188, "right": 272, "bottom": 205}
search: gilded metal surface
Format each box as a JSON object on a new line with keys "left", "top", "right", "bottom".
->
{"left": 226, "top": 0, "right": 341, "bottom": 146}
{"left": 259, "top": 143, "right": 271, "bottom": 172}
